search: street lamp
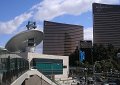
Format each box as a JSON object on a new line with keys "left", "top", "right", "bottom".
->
{"left": 84, "top": 68, "right": 87, "bottom": 84}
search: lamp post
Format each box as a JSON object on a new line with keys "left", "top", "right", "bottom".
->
{"left": 0, "top": 53, "right": 3, "bottom": 84}
{"left": 51, "top": 63, "right": 53, "bottom": 80}
{"left": 0, "top": 73, "right": 3, "bottom": 85}
{"left": 84, "top": 68, "right": 87, "bottom": 84}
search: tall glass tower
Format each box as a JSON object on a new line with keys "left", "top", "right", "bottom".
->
{"left": 93, "top": 3, "right": 120, "bottom": 48}
{"left": 43, "top": 21, "right": 83, "bottom": 56}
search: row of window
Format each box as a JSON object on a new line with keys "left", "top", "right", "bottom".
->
{"left": 0, "top": 57, "right": 29, "bottom": 72}
{"left": 31, "top": 58, "right": 63, "bottom": 75}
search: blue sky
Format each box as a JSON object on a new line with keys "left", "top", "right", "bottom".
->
{"left": 0, "top": 0, "right": 120, "bottom": 52}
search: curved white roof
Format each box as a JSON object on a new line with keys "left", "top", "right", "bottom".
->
{"left": 0, "top": 47, "right": 8, "bottom": 53}
{"left": 5, "top": 29, "right": 43, "bottom": 52}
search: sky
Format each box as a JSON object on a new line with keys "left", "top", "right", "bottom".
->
{"left": 0, "top": 0, "right": 120, "bottom": 53}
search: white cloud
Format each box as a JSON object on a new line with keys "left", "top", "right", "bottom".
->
{"left": 35, "top": 41, "right": 43, "bottom": 53}
{"left": 95, "top": 0, "right": 120, "bottom": 4}
{"left": 84, "top": 27, "right": 93, "bottom": 41}
{"left": 33, "top": 0, "right": 92, "bottom": 21}
{"left": 0, "top": 12, "right": 32, "bottom": 34}
{"left": 33, "top": 0, "right": 120, "bottom": 21}
{"left": 35, "top": 24, "right": 43, "bottom": 32}
{"left": 0, "top": 0, "right": 119, "bottom": 34}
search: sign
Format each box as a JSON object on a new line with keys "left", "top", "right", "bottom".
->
{"left": 79, "top": 50, "right": 85, "bottom": 62}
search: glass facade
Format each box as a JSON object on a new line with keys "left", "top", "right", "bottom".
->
{"left": 0, "top": 57, "right": 29, "bottom": 73}
{"left": 0, "top": 54, "right": 29, "bottom": 85}
{"left": 32, "top": 58, "right": 63, "bottom": 75}
{"left": 93, "top": 3, "right": 120, "bottom": 48}
{"left": 43, "top": 21, "right": 83, "bottom": 56}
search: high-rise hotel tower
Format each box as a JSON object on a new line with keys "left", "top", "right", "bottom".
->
{"left": 43, "top": 21, "right": 83, "bottom": 56}
{"left": 93, "top": 3, "right": 120, "bottom": 48}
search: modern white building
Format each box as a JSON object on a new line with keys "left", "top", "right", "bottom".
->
{"left": 0, "top": 52, "right": 69, "bottom": 79}
{"left": 0, "top": 21, "right": 69, "bottom": 85}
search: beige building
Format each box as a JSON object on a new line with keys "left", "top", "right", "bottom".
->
{"left": 27, "top": 52, "right": 69, "bottom": 79}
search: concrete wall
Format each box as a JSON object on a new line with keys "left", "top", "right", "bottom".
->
{"left": 11, "top": 69, "right": 57, "bottom": 85}
{"left": 28, "top": 53, "right": 69, "bottom": 79}
{"left": 24, "top": 75, "right": 50, "bottom": 85}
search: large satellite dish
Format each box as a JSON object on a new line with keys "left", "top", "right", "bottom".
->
{"left": 5, "top": 21, "right": 43, "bottom": 52}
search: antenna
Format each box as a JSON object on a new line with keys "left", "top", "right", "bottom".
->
{"left": 26, "top": 21, "right": 37, "bottom": 30}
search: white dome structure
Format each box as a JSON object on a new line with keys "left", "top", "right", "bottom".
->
{"left": 5, "top": 21, "right": 43, "bottom": 52}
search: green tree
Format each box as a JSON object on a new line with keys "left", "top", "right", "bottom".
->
{"left": 93, "top": 44, "right": 107, "bottom": 61}
{"left": 104, "top": 61, "right": 113, "bottom": 72}
{"left": 107, "top": 44, "right": 115, "bottom": 60}
{"left": 95, "top": 62, "right": 101, "bottom": 72}
{"left": 92, "top": 43, "right": 120, "bottom": 71}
